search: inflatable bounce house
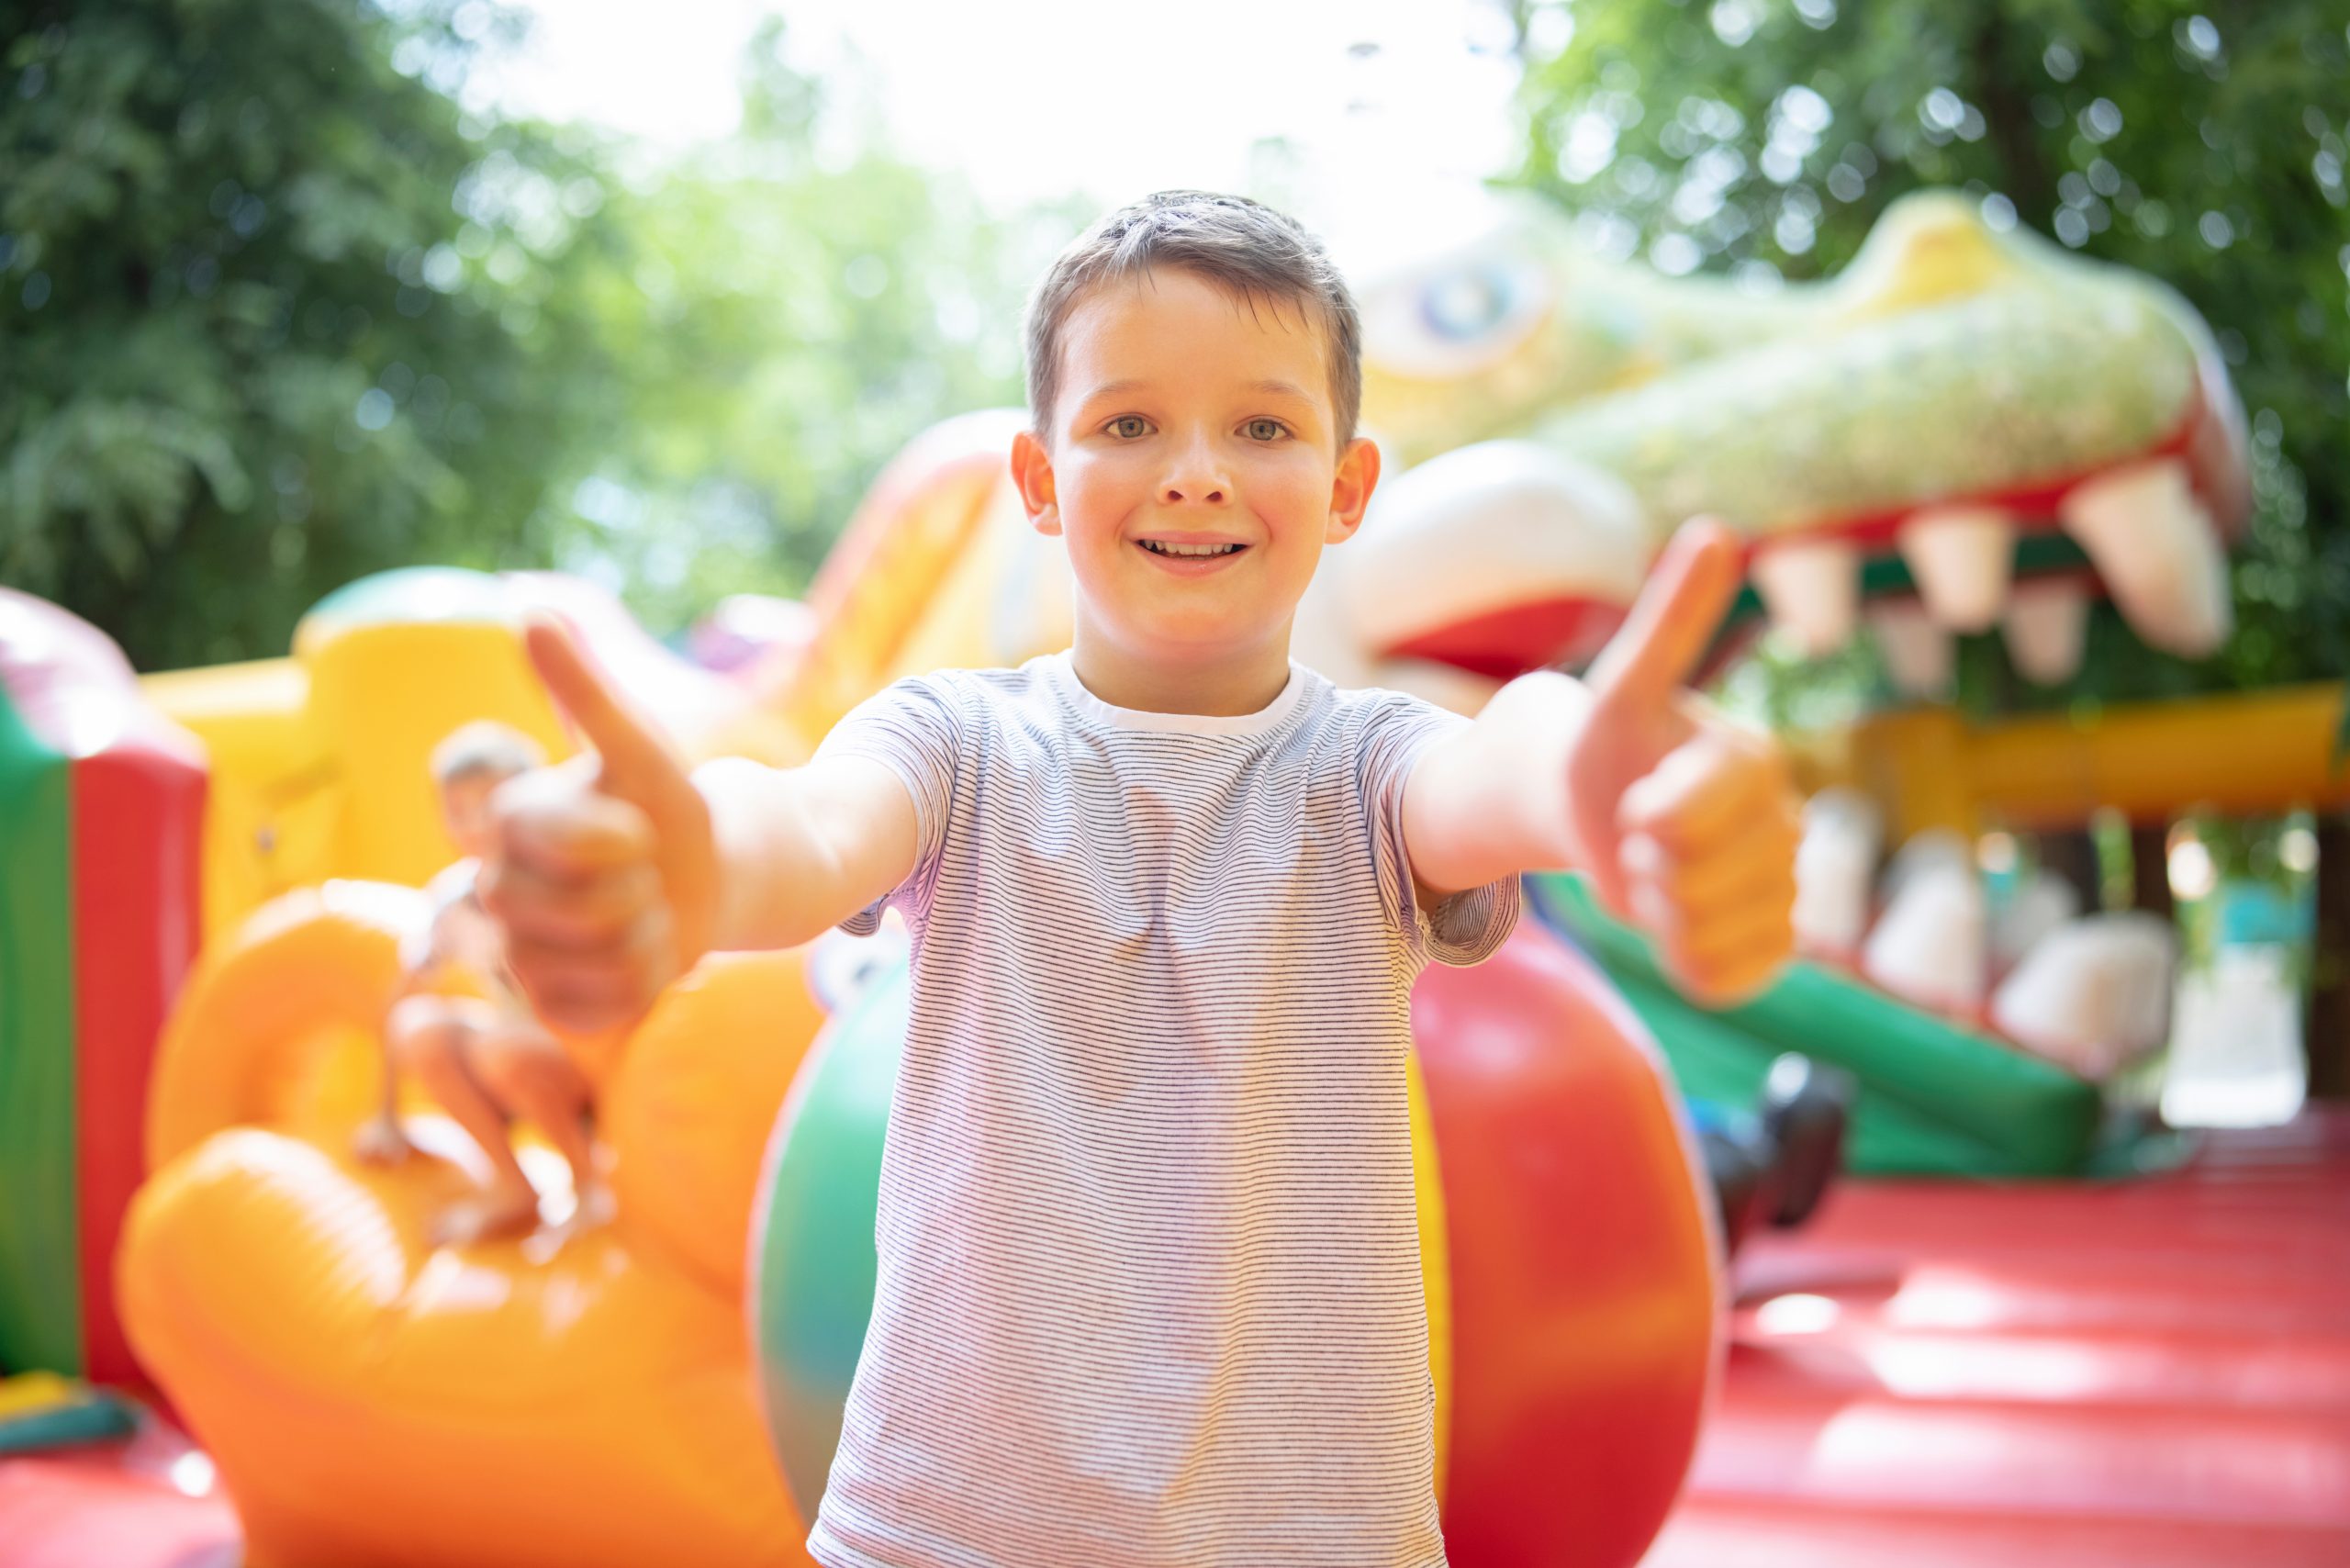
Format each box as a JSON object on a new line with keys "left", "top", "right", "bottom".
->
{"left": 2, "top": 192, "right": 2345, "bottom": 1568}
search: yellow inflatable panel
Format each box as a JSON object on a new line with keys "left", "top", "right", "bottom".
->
{"left": 1406, "top": 1053, "right": 1452, "bottom": 1498}
{"left": 138, "top": 567, "right": 782, "bottom": 943}
{"left": 1792, "top": 679, "right": 2350, "bottom": 836}
{"left": 301, "top": 619, "right": 576, "bottom": 886}
{"left": 138, "top": 657, "right": 338, "bottom": 938}
{"left": 764, "top": 409, "right": 1028, "bottom": 741}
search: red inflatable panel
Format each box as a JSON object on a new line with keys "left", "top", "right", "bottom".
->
{"left": 0, "top": 588, "right": 207, "bottom": 1387}
{"left": 73, "top": 733, "right": 206, "bottom": 1387}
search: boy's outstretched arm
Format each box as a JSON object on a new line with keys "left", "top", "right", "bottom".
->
{"left": 691, "top": 753, "right": 918, "bottom": 952}
{"left": 478, "top": 619, "right": 917, "bottom": 1036}
{"left": 1401, "top": 521, "right": 1801, "bottom": 1005}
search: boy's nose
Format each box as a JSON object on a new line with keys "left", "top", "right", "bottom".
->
{"left": 1161, "top": 440, "right": 1232, "bottom": 505}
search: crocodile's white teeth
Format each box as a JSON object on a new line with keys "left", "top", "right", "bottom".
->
{"left": 1794, "top": 788, "right": 1883, "bottom": 957}
{"left": 1989, "top": 913, "right": 2179, "bottom": 1079}
{"left": 1992, "top": 869, "right": 2081, "bottom": 969}
{"left": 2002, "top": 580, "right": 2090, "bottom": 684}
{"left": 1862, "top": 861, "right": 1987, "bottom": 1011}
{"left": 1752, "top": 536, "right": 1859, "bottom": 657}
{"left": 1870, "top": 600, "right": 1953, "bottom": 699}
{"left": 2059, "top": 457, "right": 2232, "bottom": 656}
{"left": 1898, "top": 507, "right": 2016, "bottom": 633}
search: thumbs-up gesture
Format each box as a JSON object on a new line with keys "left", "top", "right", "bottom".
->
{"left": 478, "top": 618, "right": 721, "bottom": 1037}
{"left": 1566, "top": 520, "right": 1800, "bottom": 1005}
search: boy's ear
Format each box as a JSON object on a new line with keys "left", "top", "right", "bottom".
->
{"left": 1011, "top": 429, "right": 1060, "bottom": 537}
{"left": 1324, "top": 436, "right": 1382, "bottom": 545}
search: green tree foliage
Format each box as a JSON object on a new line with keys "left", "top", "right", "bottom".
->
{"left": 1506, "top": 0, "right": 2350, "bottom": 711}
{"left": 1, "top": 0, "right": 621, "bottom": 670}
{"left": 547, "top": 18, "right": 1057, "bottom": 636}
{"left": 1, "top": 3, "right": 1049, "bottom": 669}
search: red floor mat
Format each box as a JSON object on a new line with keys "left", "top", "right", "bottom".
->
{"left": 1645, "top": 1113, "right": 2350, "bottom": 1566}
{"left": 0, "top": 1420, "right": 236, "bottom": 1568}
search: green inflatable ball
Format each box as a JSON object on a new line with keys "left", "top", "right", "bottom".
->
{"left": 750, "top": 952, "right": 909, "bottom": 1523}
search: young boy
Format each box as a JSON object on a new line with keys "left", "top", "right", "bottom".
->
{"left": 362, "top": 720, "right": 607, "bottom": 1247}
{"left": 483, "top": 192, "right": 1798, "bottom": 1566}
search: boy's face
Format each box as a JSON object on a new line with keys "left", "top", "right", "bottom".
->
{"left": 440, "top": 770, "right": 507, "bottom": 859}
{"left": 1011, "top": 267, "right": 1380, "bottom": 669}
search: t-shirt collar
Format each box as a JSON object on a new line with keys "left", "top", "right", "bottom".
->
{"left": 1041, "top": 648, "right": 1308, "bottom": 736}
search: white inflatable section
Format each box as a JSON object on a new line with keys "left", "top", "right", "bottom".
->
{"left": 1339, "top": 441, "right": 1648, "bottom": 655}
{"left": 2002, "top": 579, "right": 2092, "bottom": 684}
{"left": 1367, "top": 658, "right": 1507, "bottom": 719}
{"left": 1793, "top": 788, "right": 1884, "bottom": 956}
{"left": 1870, "top": 600, "right": 1954, "bottom": 697}
{"left": 1991, "top": 913, "right": 2178, "bottom": 1080}
{"left": 1879, "top": 827, "right": 1974, "bottom": 904}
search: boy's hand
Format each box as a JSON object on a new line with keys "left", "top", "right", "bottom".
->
{"left": 478, "top": 618, "right": 720, "bottom": 1037}
{"left": 1565, "top": 520, "right": 1801, "bottom": 1006}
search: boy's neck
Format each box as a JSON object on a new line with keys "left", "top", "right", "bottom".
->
{"left": 1068, "top": 622, "right": 1295, "bottom": 718}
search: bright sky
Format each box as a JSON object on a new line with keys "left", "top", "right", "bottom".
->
{"left": 491, "top": 0, "right": 1527, "bottom": 272}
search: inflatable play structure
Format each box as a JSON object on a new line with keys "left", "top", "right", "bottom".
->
{"left": 2, "top": 189, "right": 2322, "bottom": 1567}
{"left": 0, "top": 589, "right": 205, "bottom": 1391}
{"left": 1337, "top": 189, "right": 2270, "bottom": 1175}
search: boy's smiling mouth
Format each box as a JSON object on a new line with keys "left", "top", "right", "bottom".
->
{"left": 1135, "top": 533, "right": 1251, "bottom": 572}
{"left": 1137, "top": 540, "right": 1246, "bottom": 557}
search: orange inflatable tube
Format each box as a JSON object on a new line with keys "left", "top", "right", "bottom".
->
{"left": 119, "top": 883, "right": 827, "bottom": 1568}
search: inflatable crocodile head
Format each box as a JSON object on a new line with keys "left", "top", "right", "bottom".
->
{"left": 1331, "top": 190, "right": 2251, "bottom": 700}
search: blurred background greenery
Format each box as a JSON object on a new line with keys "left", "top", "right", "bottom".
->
{"left": 0, "top": 1, "right": 1083, "bottom": 669}
{"left": 6, "top": 0, "right": 2340, "bottom": 698}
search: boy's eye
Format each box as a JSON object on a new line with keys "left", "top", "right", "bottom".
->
{"left": 1107, "top": 416, "right": 1151, "bottom": 439}
{"left": 1244, "top": 419, "right": 1288, "bottom": 442}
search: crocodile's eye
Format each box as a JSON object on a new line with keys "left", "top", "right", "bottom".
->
{"left": 1360, "top": 244, "right": 1551, "bottom": 382}
{"left": 1422, "top": 265, "right": 1515, "bottom": 342}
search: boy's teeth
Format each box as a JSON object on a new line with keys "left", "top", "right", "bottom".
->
{"left": 1142, "top": 541, "right": 1243, "bottom": 557}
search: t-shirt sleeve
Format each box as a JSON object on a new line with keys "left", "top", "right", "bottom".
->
{"left": 811, "top": 673, "right": 964, "bottom": 936}
{"left": 1355, "top": 692, "right": 1523, "bottom": 969}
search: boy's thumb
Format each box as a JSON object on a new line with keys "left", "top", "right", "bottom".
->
{"left": 524, "top": 615, "right": 676, "bottom": 786}
{"left": 520, "top": 612, "right": 718, "bottom": 976}
{"left": 1585, "top": 518, "right": 1743, "bottom": 704}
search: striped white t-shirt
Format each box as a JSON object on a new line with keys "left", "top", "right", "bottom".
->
{"left": 806, "top": 649, "right": 1519, "bottom": 1568}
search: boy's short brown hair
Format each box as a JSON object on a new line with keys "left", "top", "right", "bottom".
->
{"left": 1024, "top": 191, "right": 1363, "bottom": 449}
{"left": 431, "top": 719, "right": 544, "bottom": 787}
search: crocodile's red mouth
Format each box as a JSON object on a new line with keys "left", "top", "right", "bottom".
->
{"left": 1380, "top": 598, "right": 1627, "bottom": 683}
